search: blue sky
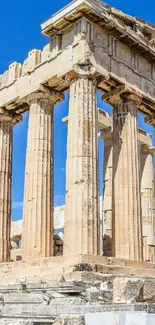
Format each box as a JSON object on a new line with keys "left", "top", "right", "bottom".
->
{"left": 0, "top": 0, "right": 155, "bottom": 221}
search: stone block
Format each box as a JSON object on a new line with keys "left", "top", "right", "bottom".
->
{"left": 113, "top": 278, "right": 144, "bottom": 303}
{"left": 3, "top": 293, "right": 44, "bottom": 304}
{"left": 8, "top": 62, "right": 22, "bottom": 84}
{"left": 118, "top": 312, "right": 147, "bottom": 325}
{"left": 41, "top": 44, "right": 50, "bottom": 62}
{"left": 58, "top": 281, "right": 82, "bottom": 294}
{"left": 146, "top": 314, "right": 155, "bottom": 325}
{"left": 0, "top": 321, "right": 33, "bottom": 325}
{"left": 53, "top": 316, "right": 85, "bottom": 325}
{"left": 22, "top": 49, "right": 41, "bottom": 75}
{"left": 50, "top": 297, "right": 87, "bottom": 306}
{"left": 85, "top": 312, "right": 116, "bottom": 325}
{"left": 0, "top": 71, "right": 8, "bottom": 88}
{"left": 143, "top": 280, "right": 155, "bottom": 302}
{"left": 84, "top": 287, "right": 99, "bottom": 302}
{"left": 147, "top": 304, "right": 155, "bottom": 314}
{"left": 125, "top": 312, "right": 146, "bottom": 325}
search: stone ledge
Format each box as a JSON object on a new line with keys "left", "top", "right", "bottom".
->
{"left": 0, "top": 255, "right": 155, "bottom": 285}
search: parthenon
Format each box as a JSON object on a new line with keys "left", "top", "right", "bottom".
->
{"left": 1, "top": 0, "right": 155, "bottom": 323}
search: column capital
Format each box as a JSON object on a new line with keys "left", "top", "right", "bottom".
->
{"left": 99, "top": 128, "right": 112, "bottom": 141}
{"left": 102, "top": 85, "right": 143, "bottom": 107}
{"left": 66, "top": 65, "right": 98, "bottom": 85}
{"left": 120, "top": 92, "right": 142, "bottom": 106}
{"left": 0, "top": 108, "right": 22, "bottom": 125}
{"left": 141, "top": 144, "right": 155, "bottom": 155}
{"left": 25, "top": 85, "right": 64, "bottom": 106}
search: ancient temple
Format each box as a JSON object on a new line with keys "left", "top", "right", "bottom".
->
{"left": 0, "top": 0, "right": 155, "bottom": 323}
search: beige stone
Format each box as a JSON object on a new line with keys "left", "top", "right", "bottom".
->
{"left": 2, "top": 0, "right": 155, "bottom": 322}
{"left": 102, "top": 132, "right": 112, "bottom": 257}
{"left": 22, "top": 92, "right": 62, "bottom": 261}
{"left": 0, "top": 0, "right": 155, "bottom": 272}
{"left": 141, "top": 143, "right": 155, "bottom": 262}
{"left": 113, "top": 277, "right": 144, "bottom": 304}
{"left": 64, "top": 76, "right": 99, "bottom": 256}
{"left": 0, "top": 110, "right": 22, "bottom": 262}
{"left": 111, "top": 94, "right": 143, "bottom": 261}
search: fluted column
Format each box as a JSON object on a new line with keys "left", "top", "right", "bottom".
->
{"left": 0, "top": 109, "right": 22, "bottom": 262}
{"left": 102, "top": 131, "right": 113, "bottom": 257}
{"left": 64, "top": 77, "right": 99, "bottom": 256}
{"left": 22, "top": 91, "right": 63, "bottom": 261}
{"left": 112, "top": 93, "right": 143, "bottom": 261}
{"left": 140, "top": 143, "right": 155, "bottom": 262}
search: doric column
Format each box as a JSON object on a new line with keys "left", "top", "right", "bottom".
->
{"left": 100, "top": 129, "right": 113, "bottom": 257}
{"left": 64, "top": 75, "right": 100, "bottom": 256}
{"left": 108, "top": 92, "right": 143, "bottom": 260}
{"left": 140, "top": 143, "right": 155, "bottom": 262}
{"left": 0, "top": 109, "right": 22, "bottom": 262}
{"left": 22, "top": 90, "right": 64, "bottom": 261}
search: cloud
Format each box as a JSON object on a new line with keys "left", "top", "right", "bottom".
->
{"left": 12, "top": 201, "right": 23, "bottom": 210}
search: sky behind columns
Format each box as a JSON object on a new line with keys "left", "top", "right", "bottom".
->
{"left": 0, "top": 0, "right": 155, "bottom": 220}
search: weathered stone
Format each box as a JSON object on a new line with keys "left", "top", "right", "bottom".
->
{"left": 113, "top": 278, "right": 144, "bottom": 304}
{"left": 0, "top": 319, "right": 33, "bottom": 325}
{"left": 50, "top": 297, "right": 87, "bottom": 306}
{"left": 53, "top": 316, "right": 85, "bottom": 325}
{"left": 143, "top": 280, "right": 155, "bottom": 302}
{"left": 141, "top": 144, "right": 155, "bottom": 262}
{"left": 64, "top": 77, "right": 99, "bottom": 256}
{"left": 102, "top": 132, "right": 113, "bottom": 257}
{"left": 3, "top": 293, "right": 45, "bottom": 304}
{"left": 22, "top": 92, "right": 59, "bottom": 260}
{"left": 0, "top": 110, "right": 22, "bottom": 262}
{"left": 111, "top": 95, "right": 143, "bottom": 260}
{"left": 1, "top": 0, "right": 155, "bottom": 323}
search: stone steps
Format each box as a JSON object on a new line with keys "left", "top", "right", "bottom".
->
{"left": 0, "top": 255, "right": 155, "bottom": 285}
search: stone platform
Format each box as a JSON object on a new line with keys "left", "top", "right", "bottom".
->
{"left": 0, "top": 255, "right": 154, "bottom": 323}
{"left": 2, "top": 255, "right": 155, "bottom": 284}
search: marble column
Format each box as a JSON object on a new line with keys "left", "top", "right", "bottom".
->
{"left": 64, "top": 77, "right": 100, "bottom": 256}
{"left": 140, "top": 143, "right": 155, "bottom": 262}
{"left": 22, "top": 92, "right": 60, "bottom": 260}
{"left": 102, "top": 131, "right": 113, "bottom": 257}
{"left": 0, "top": 109, "right": 22, "bottom": 262}
{"left": 112, "top": 93, "right": 143, "bottom": 261}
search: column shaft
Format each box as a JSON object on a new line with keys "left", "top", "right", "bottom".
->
{"left": 22, "top": 96, "right": 54, "bottom": 260}
{"left": 0, "top": 121, "right": 12, "bottom": 261}
{"left": 103, "top": 137, "right": 113, "bottom": 256}
{"left": 64, "top": 77, "right": 99, "bottom": 256}
{"left": 140, "top": 148, "right": 155, "bottom": 261}
{"left": 112, "top": 97, "right": 143, "bottom": 260}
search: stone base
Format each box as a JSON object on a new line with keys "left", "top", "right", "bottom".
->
{"left": 1, "top": 254, "right": 155, "bottom": 284}
{"left": 0, "top": 255, "right": 155, "bottom": 324}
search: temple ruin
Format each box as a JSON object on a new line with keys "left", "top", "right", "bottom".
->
{"left": 1, "top": 0, "right": 155, "bottom": 323}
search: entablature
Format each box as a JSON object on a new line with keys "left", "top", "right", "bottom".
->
{"left": 41, "top": 0, "right": 155, "bottom": 61}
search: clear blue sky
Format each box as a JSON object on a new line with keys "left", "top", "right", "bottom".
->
{"left": 0, "top": 0, "right": 155, "bottom": 221}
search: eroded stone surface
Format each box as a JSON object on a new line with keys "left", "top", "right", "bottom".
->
{"left": 64, "top": 77, "right": 99, "bottom": 256}
{"left": 112, "top": 96, "right": 143, "bottom": 260}
{"left": 53, "top": 316, "right": 85, "bottom": 325}
{"left": 22, "top": 93, "right": 56, "bottom": 260}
